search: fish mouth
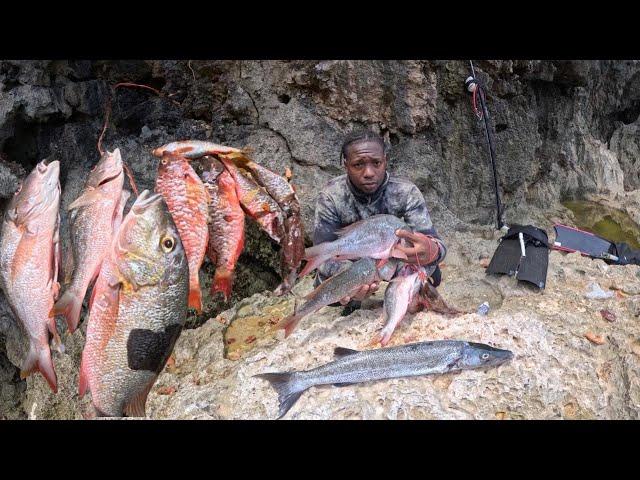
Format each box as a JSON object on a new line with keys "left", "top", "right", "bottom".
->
{"left": 131, "top": 190, "right": 163, "bottom": 214}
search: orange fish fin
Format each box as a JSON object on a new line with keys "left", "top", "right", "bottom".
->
{"left": 51, "top": 290, "right": 83, "bottom": 333}
{"left": 123, "top": 381, "right": 155, "bottom": 418}
{"left": 21, "top": 345, "right": 58, "bottom": 393}
{"left": 275, "top": 313, "right": 301, "bottom": 337}
{"left": 68, "top": 189, "right": 104, "bottom": 211}
{"left": 211, "top": 268, "right": 233, "bottom": 301}
{"left": 188, "top": 286, "right": 203, "bottom": 314}
{"left": 298, "top": 255, "right": 330, "bottom": 279}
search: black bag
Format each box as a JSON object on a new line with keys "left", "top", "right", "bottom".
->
{"left": 486, "top": 224, "right": 549, "bottom": 289}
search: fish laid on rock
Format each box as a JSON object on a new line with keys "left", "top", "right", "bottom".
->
{"left": 79, "top": 190, "right": 189, "bottom": 417}
{"left": 220, "top": 157, "right": 286, "bottom": 244}
{"left": 0, "top": 160, "right": 61, "bottom": 392}
{"left": 256, "top": 340, "right": 514, "bottom": 419}
{"left": 277, "top": 257, "right": 380, "bottom": 337}
{"left": 51, "top": 149, "right": 128, "bottom": 333}
{"left": 299, "top": 214, "right": 411, "bottom": 278}
{"left": 201, "top": 157, "right": 245, "bottom": 301}
{"left": 154, "top": 152, "right": 209, "bottom": 313}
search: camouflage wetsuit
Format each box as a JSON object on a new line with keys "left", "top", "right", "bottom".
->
{"left": 313, "top": 172, "right": 447, "bottom": 284}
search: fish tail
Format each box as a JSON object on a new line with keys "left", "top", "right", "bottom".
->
{"left": 20, "top": 344, "right": 58, "bottom": 393}
{"left": 211, "top": 268, "right": 233, "bottom": 301}
{"left": 298, "top": 255, "right": 329, "bottom": 278}
{"left": 254, "top": 372, "right": 305, "bottom": 419}
{"left": 275, "top": 313, "right": 303, "bottom": 338}
{"left": 188, "top": 285, "right": 203, "bottom": 314}
{"left": 51, "top": 289, "right": 82, "bottom": 333}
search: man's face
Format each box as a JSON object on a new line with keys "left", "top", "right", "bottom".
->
{"left": 344, "top": 140, "right": 387, "bottom": 194}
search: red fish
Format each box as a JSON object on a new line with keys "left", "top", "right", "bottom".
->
{"left": 51, "top": 149, "right": 127, "bottom": 333}
{"left": 0, "top": 160, "right": 61, "bottom": 392}
{"left": 201, "top": 157, "right": 245, "bottom": 301}
{"left": 220, "top": 157, "right": 286, "bottom": 244}
{"left": 154, "top": 153, "right": 209, "bottom": 313}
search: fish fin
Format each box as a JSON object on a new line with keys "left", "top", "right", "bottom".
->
{"left": 275, "top": 314, "right": 301, "bottom": 337}
{"left": 51, "top": 289, "right": 82, "bottom": 333}
{"left": 333, "top": 346, "right": 360, "bottom": 359}
{"left": 298, "top": 255, "right": 329, "bottom": 278}
{"left": 123, "top": 381, "right": 154, "bottom": 418}
{"left": 254, "top": 372, "right": 304, "bottom": 419}
{"left": 188, "top": 285, "right": 203, "bottom": 314}
{"left": 68, "top": 189, "right": 104, "bottom": 211}
{"left": 390, "top": 246, "right": 409, "bottom": 260}
{"left": 21, "top": 345, "right": 57, "bottom": 393}
{"left": 211, "top": 268, "right": 233, "bottom": 301}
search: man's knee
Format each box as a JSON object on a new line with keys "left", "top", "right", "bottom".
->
{"left": 428, "top": 266, "right": 442, "bottom": 288}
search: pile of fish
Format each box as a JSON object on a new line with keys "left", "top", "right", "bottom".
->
{"left": 152, "top": 140, "right": 305, "bottom": 311}
{"left": 277, "top": 214, "right": 464, "bottom": 345}
{"left": 0, "top": 139, "right": 302, "bottom": 417}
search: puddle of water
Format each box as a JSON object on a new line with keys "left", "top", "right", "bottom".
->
{"left": 562, "top": 200, "right": 640, "bottom": 249}
{"left": 223, "top": 298, "right": 295, "bottom": 360}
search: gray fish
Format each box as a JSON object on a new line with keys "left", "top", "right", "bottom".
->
{"left": 277, "top": 257, "right": 379, "bottom": 337}
{"left": 256, "top": 340, "right": 514, "bottom": 419}
{"left": 299, "top": 214, "right": 410, "bottom": 278}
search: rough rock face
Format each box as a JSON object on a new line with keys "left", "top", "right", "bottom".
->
{"left": 1, "top": 60, "right": 640, "bottom": 419}
{"left": 146, "top": 231, "right": 640, "bottom": 420}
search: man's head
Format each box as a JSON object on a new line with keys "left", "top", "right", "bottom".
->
{"left": 341, "top": 130, "right": 387, "bottom": 194}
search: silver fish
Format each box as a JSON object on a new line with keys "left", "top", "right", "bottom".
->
{"left": 299, "top": 214, "right": 410, "bottom": 278}
{"left": 256, "top": 340, "right": 514, "bottom": 419}
{"left": 277, "top": 258, "right": 379, "bottom": 337}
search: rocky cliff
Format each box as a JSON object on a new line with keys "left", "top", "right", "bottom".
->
{"left": 1, "top": 60, "right": 639, "bottom": 419}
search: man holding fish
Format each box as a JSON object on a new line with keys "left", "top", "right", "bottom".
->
{"left": 312, "top": 130, "right": 447, "bottom": 307}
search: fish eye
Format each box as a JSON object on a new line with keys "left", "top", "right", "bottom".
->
{"left": 161, "top": 235, "right": 176, "bottom": 253}
{"left": 481, "top": 353, "right": 490, "bottom": 360}
{"left": 161, "top": 157, "right": 168, "bottom": 166}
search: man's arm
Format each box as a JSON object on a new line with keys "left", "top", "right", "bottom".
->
{"left": 399, "top": 185, "right": 447, "bottom": 265}
{"left": 313, "top": 192, "right": 352, "bottom": 282}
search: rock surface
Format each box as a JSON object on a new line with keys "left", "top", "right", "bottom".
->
{"left": 2, "top": 60, "right": 640, "bottom": 419}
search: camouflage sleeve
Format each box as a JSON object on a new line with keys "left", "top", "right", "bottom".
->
{"left": 402, "top": 185, "right": 447, "bottom": 264}
{"left": 313, "top": 191, "right": 352, "bottom": 283}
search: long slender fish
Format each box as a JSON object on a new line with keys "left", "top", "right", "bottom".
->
{"left": 299, "top": 214, "right": 411, "bottom": 278}
{"left": 256, "top": 340, "right": 514, "bottom": 419}
{"left": 277, "top": 258, "right": 380, "bottom": 337}
{"left": 0, "top": 160, "right": 61, "bottom": 392}
{"left": 154, "top": 152, "right": 209, "bottom": 313}
{"left": 201, "top": 157, "right": 245, "bottom": 301}
{"left": 51, "top": 149, "right": 127, "bottom": 333}
{"left": 79, "top": 190, "right": 189, "bottom": 417}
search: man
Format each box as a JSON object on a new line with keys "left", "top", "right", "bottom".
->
{"left": 313, "top": 130, "right": 447, "bottom": 309}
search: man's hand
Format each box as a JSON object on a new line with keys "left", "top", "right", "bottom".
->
{"left": 394, "top": 230, "right": 441, "bottom": 266}
{"left": 339, "top": 282, "right": 380, "bottom": 305}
